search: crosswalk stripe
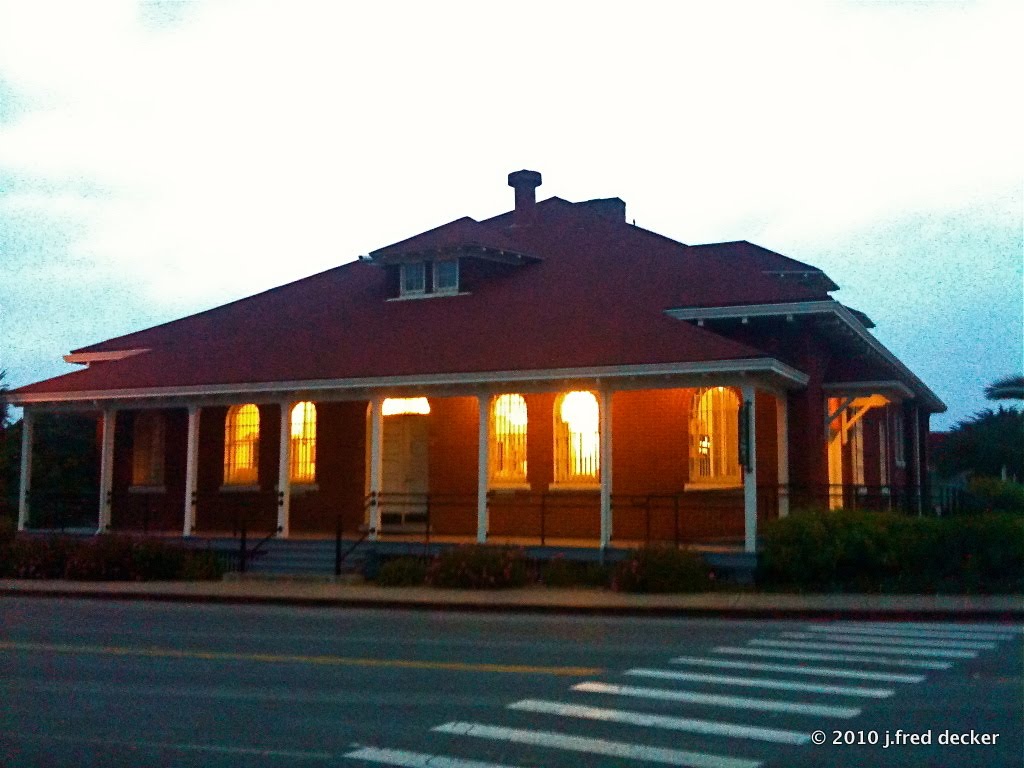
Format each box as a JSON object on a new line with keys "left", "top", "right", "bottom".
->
{"left": 508, "top": 699, "right": 810, "bottom": 745}
{"left": 572, "top": 681, "right": 860, "bottom": 718}
{"left": 714, "top": 647, "right": 953, "bottom": 670}
{"left": 344, "top": 746, "right": 528, "bottom": 768}
{"left": 780, "top": 632, "right": 996, "bottom": 650}
{"left": 432, "top": 722, "right": 761, "bottom": 768}
{"left": 805, "top": 625, "right": 1016, "bottom": 642}
{"left": 835, "top": 622, "right": 1024, "bottom": 634}
{"left": 625, "top": 668, "right": 893, "bottom": 698}
{"left": 749, "top": 640, "right": 977, "bottom": 659}
{"left": 670, "top": 655, "right": 925, "bottom": 683}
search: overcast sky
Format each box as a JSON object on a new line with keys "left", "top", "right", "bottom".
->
{"left": 1, "top": 0, "right": 1021, "bottom": 430}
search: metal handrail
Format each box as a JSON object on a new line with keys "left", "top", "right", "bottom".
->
{"left": 336, "top": 526, "right": 371, "bottom": 576}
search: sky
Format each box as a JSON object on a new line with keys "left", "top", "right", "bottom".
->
{"left": 0, "top": 0, "right": 1021, "bottom": 430}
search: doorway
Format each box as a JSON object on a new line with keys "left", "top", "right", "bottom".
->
{"left": 379, "top": 414, "right": 429, "bottom": 528}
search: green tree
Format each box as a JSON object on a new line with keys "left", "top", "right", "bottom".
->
{"left": 935, "top": 407, "right": 1024, "bottom": 481}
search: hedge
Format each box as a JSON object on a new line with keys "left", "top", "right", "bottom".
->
{"left": 758, "top": 510, "right": 1024, "bottom": 593}
{"left": 0, "top": 531, "right": 223, "bottom": 581}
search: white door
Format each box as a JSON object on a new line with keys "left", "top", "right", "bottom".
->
{"left": 381, "top": 415, "right": 429, "bottom": 525}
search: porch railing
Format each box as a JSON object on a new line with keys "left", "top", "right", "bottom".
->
{"left": 21, "top": 489, "right": 99, "bottom": 531}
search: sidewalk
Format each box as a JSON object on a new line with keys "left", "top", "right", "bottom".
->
{"left": 1, "top": 578, "right": 1021, "bottom": 620}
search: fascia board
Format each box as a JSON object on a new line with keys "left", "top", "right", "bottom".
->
{"left": 63, "top": 348, "right": 150, "bottom": 365}
{"left": 823, "top": 380, "right": 916, "bottom": 400}
{"left": 10, "top": 357, "right": 809, "bottom": 407}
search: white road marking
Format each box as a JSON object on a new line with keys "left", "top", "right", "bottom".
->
{"left": 779, "top": 632, "right": 995, "bottom": 650}
{"left": 344, "top": 746, "right": 529, "bottom": 768}
{"left": 572, "top": 681, "right": 860, "bottom": 718}
{"left": 670, "top": 655, "right": 925, "bottom": 683}
{"left": 835, "top": 622, "right": 1024, "bottom": 634}
{"left": 749, "top": 639, "right": 977, "bottom": 659}
{"left": 625, "top": 668, "right": 893, "bottom": 698}
{"left": 714, "top": 647, "right": 953, "bottom": 670}
{"left": 508, "top": 699, "right": 811, "bottom": 745}
{"left": 432, "top": 722, "right": 761, "bottom": 768}
{"left": 805, "top": 625, "right": 1016, "bottom": 642}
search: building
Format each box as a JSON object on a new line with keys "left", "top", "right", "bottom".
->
{"left": 10, "top": 170, "right": 944, "bottom": 554}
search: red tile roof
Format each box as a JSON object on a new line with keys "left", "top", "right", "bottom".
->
{"left": 369, "top": 216, "right": 532, "bottom": 260}
{"left": 17, "top": 196, "right": 833, "bottom": 398}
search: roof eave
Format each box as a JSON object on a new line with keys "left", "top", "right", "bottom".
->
{"left": 10, "top": 357, "right": 809, "bottom": 408}
{"left": 665, "top": 300, "right": 946, "bottom": 413}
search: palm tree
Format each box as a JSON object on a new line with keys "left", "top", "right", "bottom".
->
{"left": 985, "top": 374, "right": 1024, "bottom": 401}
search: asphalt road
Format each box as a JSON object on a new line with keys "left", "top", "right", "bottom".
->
{"left": 0, "top": 598, "right": 1021, "bottom": 768}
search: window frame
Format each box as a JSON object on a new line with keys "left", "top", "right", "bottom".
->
{"left": 432, "top": 258, "right": 459, "bottom": 294}
{"left": 551, "top": 390, "right": 600, "bottom": 489}
{"left": 130, "top": 411, "right": 166, "bottom": 490}
{"left": 289, "top": 401, "right": 317, "bottom": 485}
{"left": 400, "top": 261, "right": 426, "bottom": 297}
{"left": 687, "top": 386, "right": 742, "bottom": 490}
{"left": 893, "top": 408, "right": 906, "bottom": 467}
{"left": 223, "top": 403, "right": 261, "bottom": 488}
{"left": 489, "top": 394, "right": 529, "bottom": 489}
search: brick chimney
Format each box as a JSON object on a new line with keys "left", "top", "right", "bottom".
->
{"left": 507, "top": 169, "right": 542, "bottom": 226}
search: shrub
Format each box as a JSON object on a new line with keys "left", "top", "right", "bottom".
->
{"left": 539, "top": 556, "right": 610, "bottom": 588}
{"left": 427, "top": 545, "right": 529, "bottom": 589}
{"left": 612, "top": 547, "right": 712, "bottom": 593}
{"left": 4, "top": 536, "right": 76, "bottom": 579}
{"left": 967, "top": 477, "right": 1024, "bottom": 514}
{"left": 2, "top": 534, "right": 223, "bottom": 581}
{"left": 0, "top": 515, "right": 14, "bottom": 547}
{"left": 374, "top": 557, "right": 429, "bottom": 587}
{"left": 759, "top": 509, "right": 1024, "bottom": 593}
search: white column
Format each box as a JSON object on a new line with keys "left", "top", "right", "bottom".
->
{"left": 97, "top": 408, "right": 117, "bottom": 533}
{"left": 741, "top": 385, "right": 758, "bottom": 554}
{"left": 368, "top": 396, "right": 383, "bottom": 540}
{"left": 183, "top": 406, "right": 201, "bottom": 536}
{"left": 17, "top": 409, "right": 34, "bottom": 531}
{"left": 476, "top": 394, "right": 490, "bottom": 544}
{"left": 599, "top": 389, "right": 613, "bottom": 549}
{"left": 911, "top": 404, "right": 922, "bottom": 517}
{"left": 277, "top": 401, "right": 291, "bottom": 537}
{"left": 776, "top": 394, "right": 790, "bottom": 519}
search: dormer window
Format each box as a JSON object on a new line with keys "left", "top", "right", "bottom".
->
{"left": 433, "top": 259, "right": 459, "bottom": 294}
{"left": 400, "top": 262, "right": 426, "bottom": 296}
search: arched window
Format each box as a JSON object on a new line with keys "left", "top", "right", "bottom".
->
{"left": 132, "top": 411, "right": 165, "bottom": 487}
{"left": 290, "top": 401, "right": 316, "bottom": 483}
{"left": 490, "top": 394, "right": 528, "bottom": 486}
{"left": 689, "top": 387, "right": 741, "bottom": 487}
{"left": 553, "top": 391, "right": 600, "bottom": 485}
{"left": 224, "top": 404, "right": 260, "bottom": 485}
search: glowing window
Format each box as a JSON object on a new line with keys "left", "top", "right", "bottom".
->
{"left": 131, "top": 411, "right": 165, "bottom": 487}
{"left": 382, "top": 397, "right": 431, "bottom": 416}
{"left": 224, "top": 404, "right": 260, "bottom": 485}
{"left": 400, "top": 262, "right": 425, "bottom": 296}
{"left": 554, "top": 391, "right": 600, "bottom": 485}
{"left": 433, "top": 259, "right": 459, "bottom": 293}
{"left": 689, "top": 387, "right": 741, "bottom": 486}
{"left": 289, "top": 401, "right": 316, "bottom": 483}
{"left": 490, "top": 394, "right": 528, "bottom": 486}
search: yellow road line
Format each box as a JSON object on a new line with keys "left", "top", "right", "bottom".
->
{"left": 0, "top": 641, "right": 602, "bottom": 677}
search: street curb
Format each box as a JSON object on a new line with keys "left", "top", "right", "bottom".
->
{"left": 2, "top": 587, "right": 1022, "bottom": 622}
